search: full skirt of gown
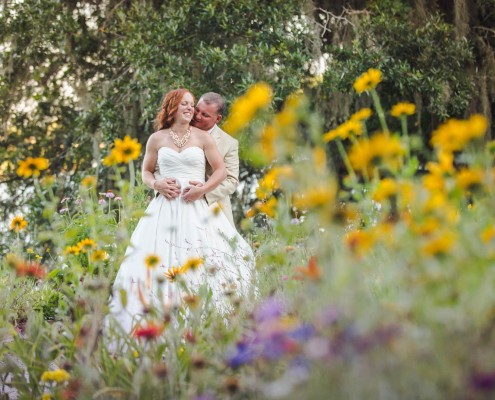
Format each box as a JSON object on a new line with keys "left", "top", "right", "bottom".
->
{"left": 106, "top": 146, "right": 254, "bottom": 334}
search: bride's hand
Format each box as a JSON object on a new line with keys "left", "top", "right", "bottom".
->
{"left": 154, "top": 178, "right": 181, "bottom": 199}
{"left": 182, "top": 181, "right": 204, "bottom": 202}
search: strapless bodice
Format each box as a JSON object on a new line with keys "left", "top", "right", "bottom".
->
{"left": 157, "top": 146, "right": 205, "bottom": 182}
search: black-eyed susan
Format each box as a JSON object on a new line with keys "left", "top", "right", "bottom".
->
{"left": 181, "top": 257, "right": 204, "bottom": 273}
{"left": 293, "top": 184, "right": 336, "bottom": 210}
{"left": 223, "top": 82, "right": 273, "bottom": 135}
{"left": 323, "top": 120, "right": 363, "bottom": 142}
{"left": 350, "top": 108, "right": 373, "bottom": 121}
{"left": 16, "top": 157, "right": 49, "bottom": 178}
{"left": 257, "top": 196, "right": 278, "bottom": 218}
{"left": 422, "top": 231, "right": 457, "bottom": 257}
{"left": 348, "top": 133, "right": 405, "bottom": 175}
{"left": 77, "top": 238, "right": 97, "bottom": 253}
{"left": 164, "top": 267, "right": 183, "bottom": 282}
{"left": 102, "top": 149, "right": 120, "bottom": 166}
{"left": 145, "top": 254, "right": 161, "bottom": 269}
{"left": 390, "top": 102, "right": 416, "bottom": 118}
{"left": 430, "top": 114, "right": 488, "bottom": 153}
{"left": 81, "top": 175, "right": 97, "bottom": 188}
{"left": 64, "top": 245, "right": 80, "bottom": 256}
{"left": 481, "top": 225, "right": 495, "bottom": 243}
{"left": 9, "top": 215, "right": 27, "bottom": 233}
{"left": 40, "top": 369, "right": 71, "bottom": 383}
{"left": 113, "top": 135, "right": 142, "bottom": 163}
{"left": 90, "top": 249, "right": 109, "bottom": 262}
{"left": 372, "top": 178, "right": 398, "bottom": 202}
{"left": 345, "top": 230, "right": 376, "bottom": 256}
{"left": 353, "top": 68, "right": 382, "bottom": 94}
{"left": 455, "top": 168, "right": 484, "bottom": 193}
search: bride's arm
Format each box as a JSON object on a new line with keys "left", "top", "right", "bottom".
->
{"left": 142, "top": 133, "right": 181, "bottom": 199}
{"left": 182, "top": 133, "right": 227, "bottom": 201}
{"left": 142, "top": 134, "right": 160, "bottom": 189}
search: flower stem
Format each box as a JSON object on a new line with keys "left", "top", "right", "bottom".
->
{"left": 370, "top": 89, "right": 389, "bottom": 133}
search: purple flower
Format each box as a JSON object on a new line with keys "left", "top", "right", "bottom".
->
{"left": 193, "top": 392, "right": 216, "bottom": 400}
{"left": 59, "top": 208, "right": 69, "bottom": 214}
{"left": 98, "top": 198, "right": 106, "bottom": 205}
{"left": 254, "top": 297, "right": 286, "bottom": 323}
{"left": 115, "top": 196, "right": 122, "bottom": 201}
{"left": 290, "top": 218, "right": 301, "bottom": 225}
{"left": 289, "top": 324, "right": 314, "bottom": 341}
{"left": 471, "top": 370, "right": 495, "bottom": 392}
{"left": 74, "top": 198, "right": 82, "bottom": 205}
{"left": 226, "top": 341, "right": 257, "bottom": 368}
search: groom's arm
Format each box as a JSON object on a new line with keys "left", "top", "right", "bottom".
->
{"left": 206, "top": 140, "right": 239, "bottom": 204}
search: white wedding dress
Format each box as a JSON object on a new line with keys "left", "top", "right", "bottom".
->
{"left": 107, "top": 146, "right": 254, "bottom": 333}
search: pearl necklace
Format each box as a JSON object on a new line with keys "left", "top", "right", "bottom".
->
{"left": 169, "top": 126, "right": 191, "bottom": 148}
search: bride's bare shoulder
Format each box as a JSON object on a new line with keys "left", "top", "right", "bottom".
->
{"left": 191, "top": 127, "right": 212, "bottom": 143}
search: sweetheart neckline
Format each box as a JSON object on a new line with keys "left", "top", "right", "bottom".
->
{"left": 158, "top": 146, "right": 203, "bottom": 155}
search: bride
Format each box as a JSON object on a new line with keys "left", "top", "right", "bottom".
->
{"left": 107, "top": 89, "right": 254, "bottom": 334}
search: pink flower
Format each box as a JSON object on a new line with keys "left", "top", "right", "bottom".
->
{"left": 59, "top": 208, "right": 69, "bottom": 214}
{"left": 98, "top": 198, "right": 106, "bottom": 205}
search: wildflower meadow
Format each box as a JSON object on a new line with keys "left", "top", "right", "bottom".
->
{"left": 2, "top": 70, "right": 495, "bottom": 400}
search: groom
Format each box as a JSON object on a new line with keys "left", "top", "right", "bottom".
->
{"left": 157, "top": 92, "right": 239, "bottom": 227}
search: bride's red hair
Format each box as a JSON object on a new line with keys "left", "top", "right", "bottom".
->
{"left": 154, "top": 88, "right": 195, "bottom": 131}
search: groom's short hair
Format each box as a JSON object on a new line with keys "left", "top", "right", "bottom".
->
{"left": 199, "top": 92, "right": 225, "bottom": 116}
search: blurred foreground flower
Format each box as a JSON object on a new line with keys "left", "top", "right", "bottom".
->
{"left": 15, "top": 260, "right": 46, "bottom": 279}
{"left": 9, "top": 215, "right": 28, "bottom": 233}
{"left": 164, "top": 267, "right": 183, "bottom": 282}
{"left": 430, "top": 114, "right": 487, "bottom": 153}
{"left": 294, "top": 256, "right": 321, "bottom": 281}
{"left": 40, "top": 369, "right": 70, "bottom": 383}
{"left": 77, "top": 238, "right": 97, "bottom": 253}
{"left": 133, "top": 322, "right": 164, "bottom": 340}
{"left": 145, "top": 254, "right": 161, "bottom": 269}
{"left": 182, "top": 257, "right": 204, "bottom": 272}
{"left": 223, "top": 82, "right": 272, "bottom": 135}
{"left": 16, "top": 157, "right": 49, "bottom": 178}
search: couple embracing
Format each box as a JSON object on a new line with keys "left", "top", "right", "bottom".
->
{"left": 107, "top": 89, "right": 255, "bottom": 334}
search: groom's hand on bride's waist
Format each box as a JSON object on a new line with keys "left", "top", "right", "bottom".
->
{"left": 182, "top": 181, "right": 205, "bottom": 202}
{"left": 155, "top": 178, "right": 181, "bottom": 199}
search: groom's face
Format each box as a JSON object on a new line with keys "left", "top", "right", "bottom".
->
{"left": 192, "top": 100, "right": 222, "bottom": 131}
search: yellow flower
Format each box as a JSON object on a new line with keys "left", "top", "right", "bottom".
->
{"left": 40, "top": 175, "right": 56, "bottom": 188}
{"left": 40, "top": 369, "right": 71, "bottom": 383}
{"left": 260, "top": 124, "right": 277, "bottom": 161}
{"left": 422, "top": 231, "right": 457, "bottom": 257}
{"left": 323, "top": 120, "right": 363, "bottom": 142}
{"left": 41, "top": 393, "right": 52, "bottom": 400}
{"left": 77, "top": 238, "right": 97, "bottom": 253}
{"left": 81, "top": 175, "right": 97, "bottom": 188}
{"left": 422, "top": 173, "right": 446, "bottom": 193}
{"left": 16, "top": 157, "right": 49, "bottom": 178}
{"left": 455, "top": 168, "right": 484, "bottom": 193}
{"left": 372, "top": 178, "right": 398, "bottom": 202}
{"left": 181, "top": 257, "right": 204, "bottom": 273}
{"left": 350, "top": 108, "right": 373, "bottom": 121}
{"left": 313, "top": 147, "right": 327, "bottom": 172}
{"left": 353, "top": 68, "right": 382, "bottom": 94}
{"left": 27, "top": 248, "right": 34, "bottom": 254}
{"left": 102, "top": 149, "right": 121, "bottom": 166}
{"left": 223, "top": 82, "right": 272, "bottom": 134}
{"left": 430, "top": 114, "right": 488, "bottom": 153}
{"left": 112, "top": 135, "right": 142, "bottom": 163}
{"left": 64, "top": 245, "right": 80, "bottom": 256}
{"left": 390, "top": 102, "right": 416, "bottom": 117}
{"left": 410, "top": 217, "right": 441, "bottom": 236}
{"left": 293, "top": 184, "right": 336, "bottom": 210}
{"left": 481, "top": 226, "right": 495, "bottom": 243}
{"left": 426, "top": 151, "right": 454, "bottom": 176}
{"left": 10, "top": 215, "right": 28, "bottom": 233}
{"left": 258, "top": 196, "right": 278, "bottom": 217}
{"left": 145, "top": 254, "right": 161, "bottom": 269}
{"left": 348, "top": 133, "right": 405, "bottom": 175}
{"left": 164, "top": 266, "right": 183, "bottom": 282}
{"left": 90, "top": 249, "right": 108, "bottom": 262}
{"left": 256, "top": 166, "right": 293, "bottom": 199}
{"left": 345, "top": 230, "right": 375, "bottom": 255}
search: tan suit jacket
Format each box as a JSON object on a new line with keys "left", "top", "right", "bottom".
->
{"left": 205, "top": 125, "right": 239, "bottom": 226}
{"left": 153, "top": 125, "right": 239, "bottom": 226}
